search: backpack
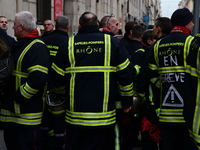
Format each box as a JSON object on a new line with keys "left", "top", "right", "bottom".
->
{"left": 0, "top": 38, "right": 14, "bottom": 88}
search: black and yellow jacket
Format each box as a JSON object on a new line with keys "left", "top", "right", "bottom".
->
{"left": 123, "top": 39, "right": 145, "bottom": 77}
{"left": 42, "top": 29, "right": 69, "bottom": 63}
{"left": 0, "top": 37, "right": 50, "bottom": 127}
{"left": 183, "top": 34, "right": 200, "bottom": 148}
{"left": 51, "top": 27, "right": 134, "bottom": 128}
{"left": 139, "top": 32, "right": 194, "bottom": 126}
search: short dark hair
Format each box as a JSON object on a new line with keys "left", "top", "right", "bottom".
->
{"left": 79, "top": 12, "right": 98, "bottom": 28}
{"left": 155, "top": 17, "right": 172, "bottom": 35}
{"left": 55, "top": 15, "right": 70, "bottom": 30}
{"left": 125, "top": 21, "right": 138, "bottom": 34}
{"left": 142, "top": 29, "right": 153, "bottom": 46}
{"left": 132, "top": 25, "right": 145, "bottom": 39}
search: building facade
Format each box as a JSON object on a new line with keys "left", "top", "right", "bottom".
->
{"left": 0, "top": 0, "right": 161, "bottom": 37}
{"left": 179, "top": 0, "right": 194, "bottom": 11}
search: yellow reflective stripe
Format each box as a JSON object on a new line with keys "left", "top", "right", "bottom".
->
{"left": 51, "top": 110, "right": 65, "bottom": 115}
{"left": 0, "top": 109, "right": 43, "bottom": 125}
{"left": 48, "top": 129, "right": 54, "bottom": 136}
{"left": 138, "top": 92, "right": 145, "bottom": 97}
{"left": 135, "top": 48, "right": 145, "bottom": 53}
{"left": 118, "top": 82, "right": 133, "bottom": 91}
{"left": 159, "top": 109, "right": 185, "bottom": 123}
{"left": 0, "top": 116, "right": 42, "bottom": 125}
{"left": 103, "top": 34, "right": 111, "bottom": 112}
{"left": 50, "top": 50, "right": 57, "bottom": 56}
{"left": 150, "top": 77, "right": 157, "bottom": 84}
{"left": 159, "top": 116, "right": 185, "bottom": 123}
{"left": 47, "top": 44, "right": 59, "bottom": 56}
{"left": 66, "top": 109, "right": 115, "bottom": 118}
{"left": 65, "top": 66, "right": 116, "bottom": 73}
{"left": 116, "top": 58, "right": 130, "bottom": 71}
{"left": 148, "top": 84, "right": 154, "bottom": 104}
{"left": 115, "top": 101, "right": 122, "bottom": 109}
{"left": 28, "top": 65, "right": 48, "bottom": 74}
{"left": 114, "top": 124, "right": 120, "bottom": 150}
{"left": 150, "top": 77, "right": 161, "bottom": 88}
{"left": 198, "top": 47, "right": 200, "bottom": 72}
{"left": 119, "top": 90, "right": 134, "bottom": 96}
{"left": 189, "top": 130, "right": 200, "bottom": 148}
{"left": 134, "top": 64, "right": 141, "bottom": 76}
{"left": 52, "top": 63, "right": 65, "bottom": 76}
{"left": 149, "top": 63, "right": 158, "bottom": 70}
{"left": 195, "top": 33, "right": 200, "bottom": 37}
{"left": 14, "top": 102, "right": 20, "bottom": 115}
{"left": 159, "top": 66, "right": 186, "bottom": 73}
{"left": 185, "top": 65, "right": 200, "bottom": 78}
{"left": 15, "top": 39, "right": 45, "bottom": 114}
{"left": 20, "top": 85, "right": 32, "bottom": 99}
{"left": 68, "top": 36, "right": 75, "bottom": 111}
{"left": 155, "top": 108, "right": 160, "bottom": 117}
{"left": 0, "top": 109, "right": 43, "bottom": 118}
{"left": 47, "top": 45, "right": 59, "bottom": 49}
{"left": 65, "top": 109, "right": 116, "bottom": 126}
{"left": 184, "top": 36, "right": 194, "bottom": 67}
{"left": 65, "top": 116, "right": 116, "bottom": 126}
{"left": 16, "top": 39, "right": 44, "bottom": 90}
{"left": 54, "top": 86, "right": 66, "bottom": 94}
{"left": 154, "top": 39, "right": 161, "bottom": 67}
{"left": 12, "top": 70, "right": 28, "bottom": 78}
{"left": 24, "top": 82, "right": 38, "bottom": 94}
{"left": 160, "top": 109, "right": 183, "bottom": 115}
{"left": 193, "top": 78, "right": 200, "bottom": 134}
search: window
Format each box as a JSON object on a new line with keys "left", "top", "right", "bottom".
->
{"left": 37, "top": 0, "right": 51, "bottom": 24}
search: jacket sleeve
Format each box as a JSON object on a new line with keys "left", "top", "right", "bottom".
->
{"left": 115, "top": 40, "right": 134, "bottom": 106}
{"left": 137, "top": 43, "right": 159, "bottom": 95}
{"left": 14, "top": 42, "right": 50, "bottom": 103}
{"left": 51, "top": 41, "right": 68, "bottom": 95}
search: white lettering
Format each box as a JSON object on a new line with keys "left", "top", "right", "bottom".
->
{"left": 164, "top": 56, "right": 169, "bottom": 66}
{"left": 162, "top": 73, "right": 185, "bottom": 83}
{"left": 163, "top": 56, "right": 178, "bottom": 66}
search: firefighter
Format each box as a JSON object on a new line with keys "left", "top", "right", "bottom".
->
{"left": 42, "top": 19, "right": 55, "bottom": 37}
{"left": 99, "top": 14, "right": 120, "bottom": 36}
{"left": 121, "top": 25, "right": 145, "bottom": 150}
{"left": 41, "top": 15, "right": 70, "bottom": 150}
{"left": 139, "top": 17, "right": 172, "bottom": 150}
{"left": 183, "top": 19, "right": 200, "bottom": 149}
{"left": 0, "top": 11, "right": 50, "bottom": 150}
{"left": 138, "top": 8, "right": 197, "bottom": 150}
{"left": 50, "top": 12, "right": 134, "bottom": 150}
{"left": 120, "top": 21, "right": 138, "bottom": 45}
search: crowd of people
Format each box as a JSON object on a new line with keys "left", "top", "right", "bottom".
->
{"left": 0, "top": 7, "right": 199, "bottom": 150}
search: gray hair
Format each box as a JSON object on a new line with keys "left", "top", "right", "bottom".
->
{"left": 15, "top": 11, "right": 36, "bottom": 31}
{"left": 55, "top": 16, "right": 70, "bottom": 30}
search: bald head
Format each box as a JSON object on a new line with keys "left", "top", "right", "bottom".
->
{"left": 79, "top": 12, "right": 98, "bottom": 28}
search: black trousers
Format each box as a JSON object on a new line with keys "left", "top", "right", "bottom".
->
{"left": 41, "top": 105, "right": 65, "bottom": 150}
{"left": 4, "top": 125, "right": 43, "bottom": 150}
{"left": 65, "top": 125, "right": 109, "bottom": 150}
{"left": 159, "top": 125, "right": 197, "bottom": 150}
{"left": 141, "top": 132, "right": 159, "bottom": 150}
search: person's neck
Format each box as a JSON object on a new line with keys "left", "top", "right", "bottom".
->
{"left": 132, "top": 37, "right": 142, "bottom": 42}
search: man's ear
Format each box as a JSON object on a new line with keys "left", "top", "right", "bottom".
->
{"left": 130, "top": 30, "right": 132, "bottom": 35}
{"left": 78, "top": 24, "right": 81, "bottom": 30}
{"left": 157, "top": 26, "right": 161, "bottom": 33}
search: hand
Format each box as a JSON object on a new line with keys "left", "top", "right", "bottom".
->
{"left": 148, "top": 124, "right": 162, "bottom": 143}
{"left": 140, "top": 117, "right": 152, "bottom": 134}
{"left": 123, "top": 106, "right": 132, "bottom": 113}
